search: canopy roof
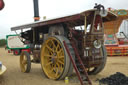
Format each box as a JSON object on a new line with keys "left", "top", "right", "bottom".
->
{"left": 11, "top": 9, "right": 117, "bottom": 31}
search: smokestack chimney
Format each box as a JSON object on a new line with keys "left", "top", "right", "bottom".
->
{"left": 33, "top": 0, "right": 40, "bottom": 21}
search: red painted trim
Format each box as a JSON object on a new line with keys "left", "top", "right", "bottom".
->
{"left": 22, "top": 48, "right": 31, "bottom": 53}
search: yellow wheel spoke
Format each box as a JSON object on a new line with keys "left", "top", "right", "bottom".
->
{"left": 46, "top": 45, "right": 54, "bottom": 52}
{"left": 59, "top": 48, "right": 63, "bottom": 53}
{"left": 50, "top": 67, "right": 54, "bottom": 73}
{"left": 55, "top": 68, "right": 59, "bottom": 77}
{"left": 58, "top": 60, "right": 64, "bottom": 65}
{"left": 23, "top": 56, "right": 27, "bottom": 60}
{"left": 56, "top": 44, "right": 60, "bottom": 51}
{"left": 57, "top": 48, "right": 63, "bottom": 56}
{"left": 51, "top": 40, "right": 56, "bottom": 48}
{"left": 20, "top": 59, "right": 27, "bottom": 72}
{"left": 58, "top": 56, "right": 64, "bottom": 59}
{"left": 21, "top": 66, "right": 25, "bottom": 72}
{"left": 22, "top": 60, "right": 27, "bottom": 65}
{"left": 45, "top": 62, "right": 53, "bottom": 66}
{"left": 56, "top": 63, "right": 63, "bottom": 72}
{"left": 48, "top": 50, "right": 53, "bottom": 56}
{"left": 44, "top": 54, "right": 52, "bottom": 58}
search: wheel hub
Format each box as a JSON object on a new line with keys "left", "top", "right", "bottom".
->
{"left": 51, "top": 52, "right": 57, "bottom": 63}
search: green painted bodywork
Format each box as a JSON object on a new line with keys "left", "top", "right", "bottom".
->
{"left": 6, "top": 35, "right": 30, "bottom": 49}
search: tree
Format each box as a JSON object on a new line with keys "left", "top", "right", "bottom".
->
{"left": 0, "top": 39, "right": 6, "bottom": 47}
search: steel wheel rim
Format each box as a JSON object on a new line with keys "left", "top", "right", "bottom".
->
{"left": 41, "top": 37, "right": 65, "bottom": 79}
{"left": 20, "top": 53, "right": 27, "bottom": 72}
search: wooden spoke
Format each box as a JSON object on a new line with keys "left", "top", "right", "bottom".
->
{"left": 22, "top": 60, "right": 27, "bottom": 65}
{"left": 58, "top": 56, "right": 64, "bottom": 59}
{"left": 51, "top": 40, "right": 56, "bottom": 48}
{"left": 55, "top": 68, "right": 59, "bottom": 77}
{"left": 44, "top": 54, "right": 52, "bottom": 58}
{"left": 46, "top": 45, "right": 54, "bottom": 52}
{"left": 58, "top": 60, "right": 64, "bottom": 65}
{"left": 57, "top": 49, "right": 63, "bottom": 55}
{"left": 56, "top": 44, "right": 60, "bottom": 51}
{"left": 45, "top": 62, "right": 53, "bottom": 66}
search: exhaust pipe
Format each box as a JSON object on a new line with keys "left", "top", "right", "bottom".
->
{"left": 33, "top": 0, "right": 40, "bottom": 21}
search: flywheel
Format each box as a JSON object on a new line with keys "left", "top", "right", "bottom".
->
{"left": 48, "top": 24, "right": 65, "bottom": 36}
{"left": 40, "top": 36, "right": 74, "bottom": 80}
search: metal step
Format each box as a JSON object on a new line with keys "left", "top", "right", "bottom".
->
{"left": 63, "top": 40, "right": 92, "bottom": 85}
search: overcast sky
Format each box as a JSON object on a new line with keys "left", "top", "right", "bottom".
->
{"left": 0, "top": 0, "right": 128, "bottom": 39}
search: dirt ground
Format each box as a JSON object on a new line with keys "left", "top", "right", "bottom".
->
{"left": 0, "top": 47, "right": 128, "bottom": 85}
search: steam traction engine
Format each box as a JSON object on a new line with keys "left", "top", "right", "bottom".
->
{"left": 11, "top": 2, "right": 117, "bottom": 84}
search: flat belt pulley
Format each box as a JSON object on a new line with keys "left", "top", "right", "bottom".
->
{"left": 48, "top": 25, "right": 64, "bottom": 36}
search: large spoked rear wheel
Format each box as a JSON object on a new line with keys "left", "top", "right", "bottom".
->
{"left": 88, "top": 45, "right": 107, "bottom": 75}
{"left": 20, "top": 51, "right": 31, "bottom": 73}
{"left": 40, "top": 36, "right": 74, "bottom": 80}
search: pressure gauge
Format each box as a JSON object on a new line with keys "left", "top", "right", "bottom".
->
{"left": 93, "top": 40, "right": 101, "bottom": 49}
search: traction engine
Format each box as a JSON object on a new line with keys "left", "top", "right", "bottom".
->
{"left": 11, "top": 1, "right": 117, "bottom": 83}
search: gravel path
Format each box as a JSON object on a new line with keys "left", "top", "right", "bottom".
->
{"left": 0, "top": 47, "right": 128, "bottom": 85}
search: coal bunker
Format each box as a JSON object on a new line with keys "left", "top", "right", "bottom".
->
{"left": 99, "top": 72, "right": 128, "bottom": 85}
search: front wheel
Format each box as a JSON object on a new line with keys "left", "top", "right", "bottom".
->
{"left": 20, "top": 51, "right": 31, "bottom": 73}
{"left": 88, "top": 45, "right": 107, "bottom": 75}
